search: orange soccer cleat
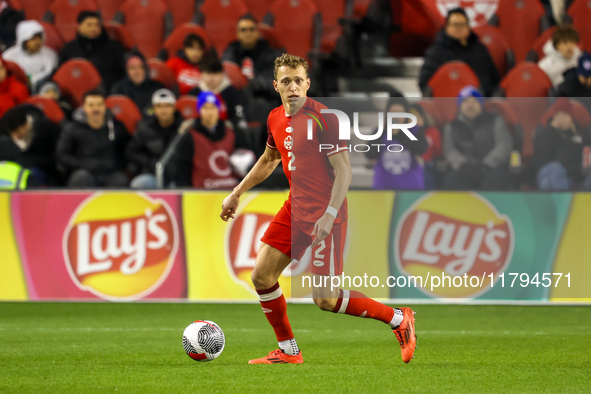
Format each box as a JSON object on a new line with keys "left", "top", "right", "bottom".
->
{"left": 393, "top": 307, "right": 417, "bottom": 363}
{"left": 248, "top": 349, "right": 304, "bottom": 364}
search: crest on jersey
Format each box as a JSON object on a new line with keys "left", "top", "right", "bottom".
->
{"left": 284, "top": 135, "right": 293, "bottom": 150}
{"left": 286, "top": 127, "right": 293, "bottom": 133}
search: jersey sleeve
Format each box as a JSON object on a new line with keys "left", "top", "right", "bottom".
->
{"left": 266, "top": 117, "right": 277, "bottom": 150}
{"left": 320, "top": 109, "right": 348, "bottom": 157}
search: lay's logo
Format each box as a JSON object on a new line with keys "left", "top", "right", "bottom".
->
{"left": 394, "top": 193, "right": 514, "bottom": 298}
{"left": 63, "top": 193, "right": 179, "bottom": 300}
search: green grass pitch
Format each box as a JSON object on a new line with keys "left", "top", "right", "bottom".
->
{"left": 1, "top": 302, "right": 590, "bottom": 393}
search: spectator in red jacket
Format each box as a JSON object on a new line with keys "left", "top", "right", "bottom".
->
{"left": 166, "top": 33, "right": 206, "bottom": 95}
{"left": 0, "top": 56, "right": 29, "bottom": 117}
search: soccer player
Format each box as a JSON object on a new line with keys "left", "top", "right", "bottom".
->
{"left": 220, "top": 54, "right": 416, "bottom": 364}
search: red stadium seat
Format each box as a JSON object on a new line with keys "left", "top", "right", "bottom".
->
{"left": 526, "top": 26, "right": 557, "bottom": 62}
{"left": 258, "top": 25, "right": 282, "bottom": 49}
{"left": 567, "top": 0, "right": 591, "bottom": 52}
{"left": 176, "top": 95, "right": 198, "bottom": 119}
{"left": 47, "top": 0, "right": 98, "bottom": 43}
{"left": 162, "top": 23, "right": 212, "bottom": 60}
{"left": 4, "top": 61, "right": 30, "bottom": 90}
{"left": 147, "top": 58, "right": 176, "bottom": 89}
{"left": 103, "top": 21, "right": 136, "bottom": 50}
{"left": 16, "top": 0, "right": 53, "bottom": 21}
{"left": 484, "top": 99, "right": 523, "bottom": 153}
{"left": 352, "top": 0, "right": 372, "bottom": 18}
{"left": 40, "top": 22, "right": 65, "bottom": 52}
{"left": 473, "top": 25, "right": 515, "bottom": 77}
{"left": 161, "top": 0, "right": 197, "bottom": 27}
{"left": 26, "top": 96, "right": 66, "bottom": 124}
{"left": 540, "top": 98, "right": 591, "bottom": 128}
{"left": 266, "top": 0, "right": 321, "bottom": 61}
{"left": 416, "top": 99, "right": 446, "bottom": 127}
{"left": 312, "top": 0, "right": 346, "bottom": 53}
{"left": 52, "top": 59, "right": 102, "bottom": 107}
{"left": 491, "top": 0, "right": 549, "bottom": 62}
{"left": 243, "top": 0, "right": 274, "bottom": 21}
{"left": 106, "top": 95, "right": 142, "bottom": 133}
{"left": 197, "top": 0, "right": 249, "bottom": 54}
{"left": 117, "top": 0, "right": 172, "bottom": 58}
{"left": 95, "top": 0, "right": 126, "bottom": 22}
{"left": 389, "top": 0, "right": 445, "bottom": 57}
{"left": 222, "top": 61, "right": 248, "bottom": 90}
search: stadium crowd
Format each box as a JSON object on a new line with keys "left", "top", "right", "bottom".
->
{"left": 0, "top": 0, "right": 590, "bottom": 192}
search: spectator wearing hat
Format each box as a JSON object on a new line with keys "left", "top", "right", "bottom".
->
{"left": 555, "top": 52, "right": 591, "bottom": 109}
{"left": 443, "top": 86, "right": 513, "bottom": 190}
{"left": 166, "top": 33, "right": 207, "bottom": 95}
{"left": 538, "top": 25, "right": 581, "bottom": 87}
{"left": 170, "top": 91, "right": 248, "bottom": 189}
{"left": 126, "top": 89, "right": 184, "bottom": 189}
{"left": 0, "top": 56, "right": 29, "bottom": 118}
{"left": 2, "top": 20, "right": 58, "bottom": 92}
{"left": 59, "top": 11, "right": 126, "bottom": 91}
{"left": 111, "top": 49, "right": 165, "bottom": 114}
{"left": 419, "top": 7, "right": 500, "bottom": 96}
{"left": 38, "top": 81, "right": 73, "bottom": 120}
{"left": 531, "top": 98, "right": 591, "bottom": 190}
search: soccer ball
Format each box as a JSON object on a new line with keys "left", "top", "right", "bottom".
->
{"left": 182, "top": 320, "right": 225, "bottom": 362}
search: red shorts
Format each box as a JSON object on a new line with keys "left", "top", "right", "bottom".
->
{"left": 260, "top": 199, "right": 347, "bottom": 276}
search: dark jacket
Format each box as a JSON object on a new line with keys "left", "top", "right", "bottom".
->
{"left": 56, "top": 108, "right": 129, "bottom": 175}
{"left": 555, "top": 69, "right": 591, "bottom": 113}
{"left": 111, "top": 49, "right": 165, "bottom": 114}
{"left": 125, "top": 111, "right": 184, "bottom": 175}
{"left": 531, "top": 123, "right": 591, "bottom": 181}
{"left": 222, "top": 39, "right": 281, "bottom": 98}
{"left": 0, "top": 4, "right": 24, "bottom": 50}
{"left": 419, "top": 30, "right": 500, "bottom": 96}
{"left": 59, "top": 30, "right": 126, "bottom": 91}
{"left": 0, "top": 105, "right": 60, "bottom": 184}
{"left": 444, "top": 112, "right": 513, "bottom": 170}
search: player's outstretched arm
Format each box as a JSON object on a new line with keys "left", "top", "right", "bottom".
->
{"left": 220, "top": 147, "right": 282, "bottom": 221}
{"left": 311, "top": 150, "right": 353, "bottom": 247}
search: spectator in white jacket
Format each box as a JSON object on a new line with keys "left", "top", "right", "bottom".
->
{"left": 538, "top": 25, "right": 581, "bottom": 87}
{"left": 2, "top": 20, "right": 58, "bottom": 92}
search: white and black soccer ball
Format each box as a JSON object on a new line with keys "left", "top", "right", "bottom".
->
{"left": 182, "top": 320, "right": 225, "bottom": 362}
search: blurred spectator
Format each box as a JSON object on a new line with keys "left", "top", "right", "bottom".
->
{"left": 222, "top": 15, "right": 280, "bottom": 122}
{"left": 171, "top": 91, "right": 248, "bottom": 188}
{"left": 419, "top": 7, "right": 499, "bottom": 96}
{"left": 409, "top": 104, "right": 443, "bottom": 189}
{"left": 0, "top": 1, "right": 24, "bottom": 50}
{"left": 0, "top": 56, "right": 29, "bottom": 117}
{"left": 555, "top": 52, "right": 591, "bottom": 101}
{"left": 189, "top": 59, "right": 248, "bottom": 137}
{"left": 2, "top": 20, "right": 59, "bottom": 93}
{"left": 111, "top": 50, "right": 165, "bottom": 115}
{"left": 0, "top": 105, "right": 61, "bottom": 186}
{"left": 38, "top": 82, "right": 73, "bottom": 120}
{"left": 126, "top": 89, "right": 184, "bottom": 189}
{"left": 443, "top": 86, "right": 513, "bottom": 190}
{"left": 59, "top": 11, "right": 126, "bottom": 91}
{"left": 531, "top": 99, "right": 591, "bottom": 190}
{"left": 56, "top": 89, "right": 129, "bottom": 188}
{"left": 365, "top": 98, "right": 428, "bottom": 190}
{"left": 538, "top": 25, "right": 581, "bottom": 87}
{"left": 166, "top": 33, "right": 206, "bottom": 95}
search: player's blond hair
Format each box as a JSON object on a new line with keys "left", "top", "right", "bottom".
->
{"left": 273, "top": 53, "right": 309, "bottom": 80}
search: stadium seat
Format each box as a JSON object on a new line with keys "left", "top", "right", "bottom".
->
{"left": 389, "top": 0, "right": 445, "bottom": 57}
{"left": 525, "top": 26, "right": 557, "bottom": 62}
{"left": 566, "top": 0, "right": 591, "bottom": 52}
{"left": 312, "top": 0, "right": 347, "bottom": 53}
{"left": 495, "top": 62, "right": 553, "bottom": 157}
{"left": 484, "top": 99, "right": 524, "bottom": 153}
{"left": 540, "top": 98, "right": 591, "bottom": 128}
{"left": 26, "top": 96, "right": 66, "bottom": 124}
{"left": 160, "top": 23, "right": 212, "bottom": 61}
{"left": 490, "top": 0, "right": 550, "bottom": 62}
{"left": 243, "top": 0, "right": 275, "bottom": 21}
{"left": 264, "top": 0, "right": 322, "bottom": 61}
{"left": 106, "top": 95, "right": 142, "bottom": 133}
{"left": 52, "top": 59, "right": 102, "bottom": 107}
{"left": 46, "top": 0, "right": 99, "bottom": 43}
{"left": 161, "top": 0, "right": 197, "bottom": 27}
{"left": 95, "top": 0, "right": 126, "bottom": 22}
{"left": 196, "top": 0, "right": 249, "bottom": 55}
{"left": 39, "top": 22, "right": 65, "bottom": 52}
{"left": 115, "top": 0, "right": 173, "bottom": 58}
{"left": 352, "top": 0, "right": 372, "bottom": 19}
{"left": 4, "top": 60, "right": 30, "bottom": 91}
{"left": 103, "top": 21, "right": 136, "bottom": 50}
{"left": 222, "top": 61, "right": 248, "bottom": 90}
{"left": 473, "top": 25, "right": 515, "bottom": 77}
{"left": 14, "top": 0, "right": 53, "bottom": 21}
{"left": 147, "top": 58, "right": 176, "bottom": 89}
{"left": 258, "top": 24, "right": 282, "bottom": 50}
{"left": 416, "top": 99, "right": 446, "bottom": 128}
{"left": 176, "top": 95, "right": 198, "bottom": 119}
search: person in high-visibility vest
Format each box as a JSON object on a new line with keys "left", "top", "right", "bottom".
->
{"left": 0, "top": 160, "right": 29, "bottom": 189}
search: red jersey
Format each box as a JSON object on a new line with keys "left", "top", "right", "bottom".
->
{"left": 266, "top": 98, "right": 348, "bottom": 224}
{"left": 166, "top": 56, "right": 201, "bottom": 95}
